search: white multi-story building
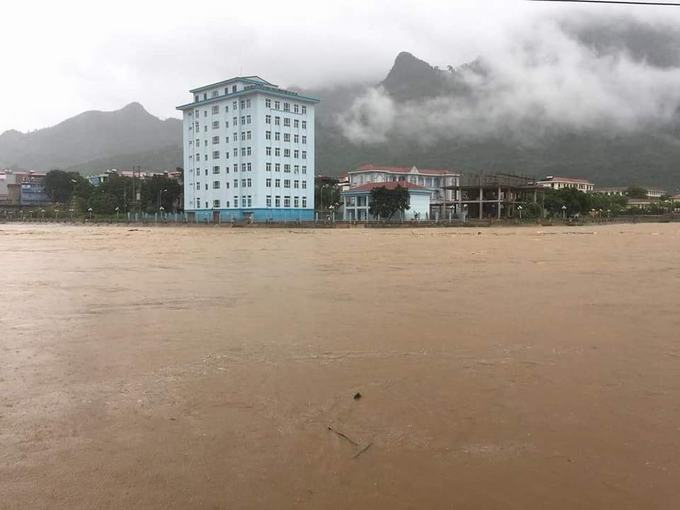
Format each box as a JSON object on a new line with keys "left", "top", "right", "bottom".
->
{"left": 177, "top": 76, "right": 319, "bottom": 221}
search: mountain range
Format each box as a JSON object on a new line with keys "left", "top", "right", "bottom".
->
{"left": 1, "top": 51, "right": 679, "bottom": 190}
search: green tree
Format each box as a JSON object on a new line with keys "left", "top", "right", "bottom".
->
{"left": 626, "top": 186, "right": 648, "bottom": 199}
{"left": 140, "top": 175, "right": 182, "bottom": 213}
{"left": 44, "top": 169, "right": 90, "bottom": 204}
{"left": 369, "top": 185, "right": 410, "bottom": 221}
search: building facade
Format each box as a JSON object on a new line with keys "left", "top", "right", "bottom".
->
{"left": 0, "top": 170, "right": 49, "bottom": 206}
{"left": 536, "top": 176, "right": 594, "bottom": 192}
{"left": 346, "top": 165, "right": 460, "bottom": 219}
{"left": 341, "top": 181, "right": 431, "bottom": 221}
{"left": 177, "top": 76, "right": 318, "bottom": 222}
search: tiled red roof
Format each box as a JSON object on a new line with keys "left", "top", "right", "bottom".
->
{"left": 348, "top": 181, "right": 429, "bottom": 192}
{"left": 353, "top": 164, "right": 455, "bottom": 176}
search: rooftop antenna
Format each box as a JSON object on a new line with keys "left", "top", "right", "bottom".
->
{"left": 528, "top": 0, "right": 680, "bottom": 5}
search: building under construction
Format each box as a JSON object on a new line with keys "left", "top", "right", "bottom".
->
{"left": 445, "top": 173, "right": 545, "bottom": 220}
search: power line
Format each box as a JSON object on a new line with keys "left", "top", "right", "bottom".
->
{"left": 528, "top": 0, "right": 680, "bottom": 6}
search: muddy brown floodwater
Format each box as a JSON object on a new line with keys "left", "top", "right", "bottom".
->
{"left": 1, "top": 223, "right": 679, "bottom": 509}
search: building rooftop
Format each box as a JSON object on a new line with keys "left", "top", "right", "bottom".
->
{"left": 344, "top": 181, "right": 430, "bottom": 193}
{"left": 351, "top": 164, "right": 458, "bottom": 176}
{"left": 539, "top": 176, "right": 593, "bottom": 184}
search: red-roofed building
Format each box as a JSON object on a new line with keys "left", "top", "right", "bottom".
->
{"left": 346, "top": 164, "right": 461, "bottom": 218}
{"left": 341, "top": 181, "right": 432, "bottom": 221}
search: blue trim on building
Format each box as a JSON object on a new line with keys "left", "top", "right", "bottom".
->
{"left": 188, "top": 208, "right": 315, "bottom": 222}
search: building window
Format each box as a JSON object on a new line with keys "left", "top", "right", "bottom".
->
{"left": 265, "top": 98, "right": 272, "bottom": 108}
{"left": 302, "top": 121, "right": 307, "bottom": 129}
{"left": 247, "top": 162, "right": 252, "bottom": 171}
{"left": 247, "top": 147, "right": 252, "bottom": 156}
{"left": 293, "top": 134, "right": 299, "bottom": 143}
{"left": 302, "top": 136, "right": 307, "bottom": 144}
{"left": 294, "top": 119, "right": 299, "bottom": 128}
{"left": 294, "top": 180, "right": 299, "bottom": 189}
{"left": 247, "top": 131, "right": 252, "bottom": 141}
{"left": 212, "top": 136, "right": 219, "bottom": 144}
{"left": 294, "top": 196, "right": 299, "bottom": 208}
{"left": 302, "top": 197, "right": 307, "bottom": 208}
{"left": 302, "top": 181, "right": 307, "bottom": 189}
{"left": 247, "top": 196, "right": 252, "bottom": 207}
{"left": 196, "top": 198, "right": 201, "bottom": 207}
{"left": 225, "top": 105, "right": 229, "bottom": 112}
{"left": 284, "top": 133, "right": 290, "bottom": 142}
{"left": 212, "top": 151, "right": 220, "bottom": 159}
{"left": 274, "top": 101, "right": 280, "bottom": 110}
{"left": 266, "top": 195, "right": 272, "bottom": 207}
{"left": 275, "top": 132, "right": 281, "bottom": 141}
{"left": 234, "top": 179, "right": 238, "bottom": 187}
{"left": 246, "top": 115, "right": 251, "bottom": 124}
{"left": 294, "top": 104, "right": 299, "bottom": 114}
{"left": 266, "top": 114, "right": 271, "bottom": 124}
{"left": 284, "top": 118, "right": 290, "bottom": 127}
{"left": 284, "top": 164, "right": 291, "bottom": 173}
{"left": 284, "top": 196, "right": 290, "bottom": 207}
{"left": 241, "top": 163, "right": 246, "bottom": 172}
{"left": 302, "top": 106, "right": 307, "bottom": 114}
{"left": 247, "top": 178, "right": 252, "bottom": 187}
{"left": 294, "top": 150, "right": 299, "bottom": 159}
{"left": 212, "top": 121, "right": 219, "bottom": 129}
{"left": 234, "top": 197, "right": 238, "bottom": 207}
{"left": 233, "top": 116, "right": 238, "bottom": 126}
{"left": 275, "top": 178, "right": 281, "bottom": 187}
{"left": 233, "top": 101, "right": 238, "bottom": 110}
{"left": 242, "top": 179, "right": 246, "bottom": 187}
{"left": 275, "top": 116, "right": 281, "bottom": 126}
{"left": 266, "top": 131, "right": 271, "bottom": 140}
{"left": 284, "top": 179, "right": 291, "bottom": 189}
{"left": 284, "top": 102, "right": 290, "bottom": 112}
{"left": 283, "top": 149, "right": 290, "bottom": 158}
{"left": 275, "top": 148, "right": 281, "bottom": 157}
{"left": 213, "top": 165, "right": 220, "bottom": 174}
{"left": 266, "top": 147, "right": 272, "bottom": 156}
{"left": 275, "top": 196, "right": 281, "bottom": 207}
{"left": 266, "top": 178, "right": 272, "bottom": 187}
{"left": 275, "top": 163, "right": 281, "bottom": 172}
{"left": 213, "top": 181, "right": 220, "bottom": 189}
{"left": 212, "top": 105, "right": 219, "bottom": 114}
{"left": 302, "top": 166, "right": 307, "bottom": 174}
{"left": 302, "top": 151, "right": 307, "bottom": 160}
{"left": 240, "top": 100, "right": 246, "bottom": 109}
{"left": 266, "top": 162, "right": 272, "bottom": 172}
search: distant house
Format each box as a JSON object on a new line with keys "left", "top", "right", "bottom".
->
{"left": 0, "top": 170, "right": 49, "bottom": 206}
{"left": 536, "top": 176, "right": 594, "bottom": 192}
{"left": 87, "top": 169, "right": 182, "bottom": 187}
{"left": 347, "top": 164, "right": 460, "bottom": 218}
{"left": 593, "top": 186, "right": 667, "bottom": 199}
{"left": 593, "top": 186, "right": 627, "bottom": 197}
{"left": 341, "top": 181, "right": 431, "bottom": 221}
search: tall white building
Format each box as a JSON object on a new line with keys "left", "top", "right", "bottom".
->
{"left": 177, "top": 76, "right": 319, "bottom": 221}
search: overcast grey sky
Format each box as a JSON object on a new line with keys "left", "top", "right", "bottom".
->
{"left": 2, "top": 0, "right": 679, "bottom": 134}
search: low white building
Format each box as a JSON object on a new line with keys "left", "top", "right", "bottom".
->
{"left": 341, "top": 181, "right": 431, "bottom": 221}
{"left": 537, "top": 176, "right": 594, "bottom": 192}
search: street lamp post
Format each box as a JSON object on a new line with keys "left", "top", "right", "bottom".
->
{"left": 158, "top": 188, "right": 168, "bottom": 211}
{"left": 160, "top": 206, "right": 165, "bottom": 221}
{"left": 518, "top": 205, "right": 523, "bottom": 221}
{"left": 87, "top": 207, "right": 93, "bottom": 221}
{"left": 562, "top": 205, "right": 567, "bottom": 220}
{"left": 115, "top": 206, "right": 120, "bottom": 221}
{"left": 54, "top": 209, "right": 59, "bottom": 221}
{"left": 69, "top": 208, "right": 74, "bottom": 221}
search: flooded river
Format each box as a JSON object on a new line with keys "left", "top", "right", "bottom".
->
{"left": 1, "top": 223, "right": 679, "bottom": 509}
